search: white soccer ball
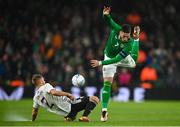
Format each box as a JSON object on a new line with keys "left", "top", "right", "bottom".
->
{"left": 72, "top": 74, "right": 85, "bottom": 87}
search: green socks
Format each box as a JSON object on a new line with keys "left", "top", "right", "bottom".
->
{"left": 102, "top": 81, "right": 111, "bottom": 110}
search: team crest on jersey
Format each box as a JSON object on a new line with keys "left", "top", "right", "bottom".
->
{"left": 114, "top": 42, "right": 119, "bottom": 47}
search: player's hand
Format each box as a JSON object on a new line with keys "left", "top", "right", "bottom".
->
{"left": 103, "top": 6, "right": 111, "bottom": 15}
{"left": 133, "top": 26, "right": 140, "bottom": 40}
{"left": 67, "top": 94, "right": 75, "bottom": 101}
{"left": 90, "top": 60, "right": 101, "bottom": 68}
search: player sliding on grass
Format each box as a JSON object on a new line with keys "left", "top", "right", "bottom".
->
{"left": 31, "top": 74, "right": 99, "bottom": 122}
{"left": 90, "top": 6, "right": 140, "bottom": 122}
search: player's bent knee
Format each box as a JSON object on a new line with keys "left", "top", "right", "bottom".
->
{"left": 132, "top": 64, "right": 136, "bottom": 68}
{"left": 104, "top": 77, "right": 113, "bottom": 83}
{"left": 130, "top": 63, "right": 136, "bottom": 68}
{"left": 89, "top": 96, "right": 99, "bottom": 104}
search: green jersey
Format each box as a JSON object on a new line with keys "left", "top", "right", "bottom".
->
{"left": 102, "top": 14, "right": 139, "bottom": 65}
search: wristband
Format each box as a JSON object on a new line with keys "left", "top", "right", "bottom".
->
{"left": 134, "top": 38, "right": 139, "bottom": 41}
{"left": 99, "top": 61, "right": 102, "bottom": 65}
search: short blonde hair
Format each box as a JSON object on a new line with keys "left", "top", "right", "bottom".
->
{"left": 32, "top": 74, "right": 43, "bottom": 84}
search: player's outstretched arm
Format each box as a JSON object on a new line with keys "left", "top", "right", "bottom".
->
{"left": 132, "top": 26, "right": 140, "bottom": 40}
{"left": 49, "top": 89, "right": 75, "bottom": 100}
{"left": 131, "top": 26, "right": 140, "bottom": 62}
{"left": 90, "top": 52, "right": 125, "bottom": 67}
{"left": 32, "top": 108, "right": 38, "bottom": 121}
{"left": 103, "top": 6, "right": 121, "bottom": 31}
{"left": 90, "top": 47, "right": 133, "bottom": 67}
{"left": 90, "top": 55, "right": 121, "bottom": 67}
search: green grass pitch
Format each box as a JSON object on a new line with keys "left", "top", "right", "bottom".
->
{"left": 0, "top": 100, "right": 180, "bottom": 126}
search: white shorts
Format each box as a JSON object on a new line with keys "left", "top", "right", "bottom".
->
{"left": 102, "top": 54, "right": 136, "bottom": 78}
{"left": 102, "top": 55, "right": 117, "bottom": 78}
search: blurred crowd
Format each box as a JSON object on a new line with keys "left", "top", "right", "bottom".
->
{"left": 0, "top": 0, "right": 180, "bottom": 90}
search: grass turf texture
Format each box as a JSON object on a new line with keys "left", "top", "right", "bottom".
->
{"left": 0, "top": 100, "right": 180, "bottom": 126}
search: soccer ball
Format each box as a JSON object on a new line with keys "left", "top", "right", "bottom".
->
{"left": 72, "top": 74, "right": 85, "bottom": 87}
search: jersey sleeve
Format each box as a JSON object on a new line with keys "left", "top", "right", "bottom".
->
{"left": 101, "top": 42, "right": 132, "bottom": 65}
{"left": 101, "top": 49, "right": 130, "bottom": 65}
{"left": 44, "top": 83, "right": 54, "bottom": 93}
{"left": 101, "top": 54, "right": 122, "bottom": 65}
{"left": 103, "top": 14, "right": 121, "bottom": 31}
{"left": 33, "top": 101, "right": 39, "bottom": 109}
{"left": 130, "top": 39, "right": 139, "bottom": 62}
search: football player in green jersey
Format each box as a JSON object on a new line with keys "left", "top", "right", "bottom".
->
{"left": 90, "top": 7, "right": 140, "bottom": 122}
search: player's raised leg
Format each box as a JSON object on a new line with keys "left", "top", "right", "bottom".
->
{"left": 114, "top": 55, "right": 136, "bottom": 68}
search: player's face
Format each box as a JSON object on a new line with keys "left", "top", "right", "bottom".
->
{"left": 39, "top": 77, "right": 46, "bottom": 85}
{"left": 119, "top": 31, "right": 130, "bottom": 42}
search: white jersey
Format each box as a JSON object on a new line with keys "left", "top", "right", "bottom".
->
{"left": 33, "top": 83, "right": 71, "bottom": 116}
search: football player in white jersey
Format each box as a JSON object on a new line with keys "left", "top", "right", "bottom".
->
{"left": 31, "top": 74, "right": 99, "bottom": 122}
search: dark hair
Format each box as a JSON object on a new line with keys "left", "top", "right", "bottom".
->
{"left": 121, "top": 24, "right": 131, "bottom": 33}
{"left": 32, "top": 74, "right": 43, "bottom": 84}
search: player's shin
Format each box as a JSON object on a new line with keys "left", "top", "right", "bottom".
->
{"left": 83, "top": 101, "right": 97, "bottom": 117}
{"left": 102, "top": 81, "right": 111, "bottom": 111}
